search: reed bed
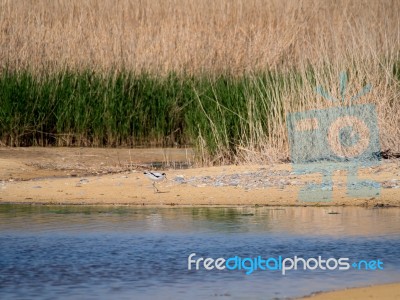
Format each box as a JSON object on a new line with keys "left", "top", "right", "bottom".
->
{"left": 0, "top": 0, "right": 399, "bottom": 164}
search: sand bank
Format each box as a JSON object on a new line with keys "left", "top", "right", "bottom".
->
{"left": 301, "top": 282, "right": 400, "bottom": 300}
{"left": 0, "top": 147, "right": 399, "bottom": 206}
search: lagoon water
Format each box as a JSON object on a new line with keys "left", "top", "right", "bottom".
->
{"left": 0, "top": 205, "right": 399, "bottom": 300}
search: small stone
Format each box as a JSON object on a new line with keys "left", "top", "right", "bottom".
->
{"left": 174, "top": 176, "right": 186, "bottom": 183}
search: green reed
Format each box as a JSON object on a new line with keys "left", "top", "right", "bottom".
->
{"left": 5, "top": 66, "right": 397, "bottom": 164}
{"left": 0, "top": 68, "right": 309, "bottom": 161}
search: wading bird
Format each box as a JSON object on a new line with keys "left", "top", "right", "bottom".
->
{"left": 144, "top": 171, "right": 167, "bottom": 193}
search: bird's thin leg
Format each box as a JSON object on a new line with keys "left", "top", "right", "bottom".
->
{"left": 153, "top": 182, "right": 160, "bottom": 193}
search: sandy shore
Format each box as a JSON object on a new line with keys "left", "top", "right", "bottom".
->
{"left": 301, "top": 282, "right": 400, "bottom": 300}
{"left": 0, "top": 147, "right": 399, "bottom": 206}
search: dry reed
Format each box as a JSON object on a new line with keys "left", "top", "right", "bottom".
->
{"left": 0, "top": 0, "right": 398, "bottom": 74}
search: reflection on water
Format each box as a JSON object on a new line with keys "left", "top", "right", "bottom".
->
{"left": 2, "top": 205, "right": 399, "bottom": 237}
{"left": 0, "top": 205, "right": 399, "bottom": 299}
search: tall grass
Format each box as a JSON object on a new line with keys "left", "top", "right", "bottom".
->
{"left": 0, "top": 70, "right": 287, "bottom": 152}
{"left": 1, "top": 67, "right": 399, "bottom": 164}
{"left": 1, "top": 0, "right": 399, "bottom": 75}
{"left": 0, "top": 0, "right": 399, "bottom": 164}
{"left": 0, "top": 70, "right": 189, "bottom": 147}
